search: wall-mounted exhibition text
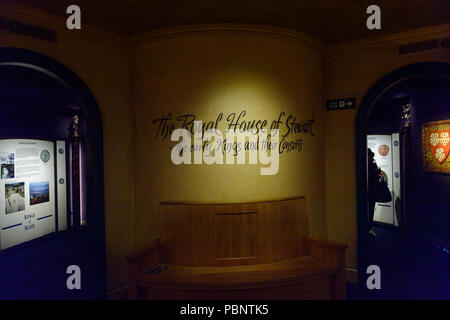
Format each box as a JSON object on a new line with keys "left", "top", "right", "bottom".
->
{"left": 152, "top": 110, "right": 315, "bottom": 155}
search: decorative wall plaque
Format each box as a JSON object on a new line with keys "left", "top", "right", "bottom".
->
{"left": 422, "top": 119, "right": 450, "bottom": 174}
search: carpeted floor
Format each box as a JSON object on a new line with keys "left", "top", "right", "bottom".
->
{"left": 2, "top": 226, "right": 448, "bottom": 300}
{"left": 0, "top": 231, "right": 94, "bottom": 299}
{"left": 346, "top": 226, "right": 450, "bottom": 299}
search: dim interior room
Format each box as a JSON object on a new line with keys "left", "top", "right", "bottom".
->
{"left": 362, "top": 74, "right": 450, "bottom": 299}
{"left": 0, "top": 1, "right": 449, "bottom": 300}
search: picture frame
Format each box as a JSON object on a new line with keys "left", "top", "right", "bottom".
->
{"left": 422, "top": 119, "right": 450, "bottom": 174}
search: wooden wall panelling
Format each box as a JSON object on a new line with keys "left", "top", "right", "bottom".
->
{"left": 159, "top": 197, "right": 308, "bottom": 266}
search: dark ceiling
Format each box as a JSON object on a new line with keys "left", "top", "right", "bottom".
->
{"left": 16, "top": 0, "right": 450, "bottom": 44}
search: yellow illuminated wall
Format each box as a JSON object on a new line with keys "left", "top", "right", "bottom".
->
{"left": 132, "top": 31, "right": 328, "bottom": 248}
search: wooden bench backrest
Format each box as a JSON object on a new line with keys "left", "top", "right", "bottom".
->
{"left": 159, "top": 197, "right": 308, "bottom": 266}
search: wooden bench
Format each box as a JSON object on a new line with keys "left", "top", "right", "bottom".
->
{"left": 126, "top": 197, "right": 347, "bottom": 299}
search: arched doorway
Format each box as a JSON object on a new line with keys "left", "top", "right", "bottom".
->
{"left": 0, "top": 48, "right": 105, "bottom": 299}
{"left": 355, "top": 62, "right": 450, "bottom": 298}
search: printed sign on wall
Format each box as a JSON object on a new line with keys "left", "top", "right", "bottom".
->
{"left": 152, "top": 110, "right": 316, "bottom": 156}
{"left": 0, "top": 139, "right": 56, "bottom": 250}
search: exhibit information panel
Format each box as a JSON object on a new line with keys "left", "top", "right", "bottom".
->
{"left": 367, "top": 134, "right": 401, "bottom": 226}
{"left": 0, "top": 139, "right": 56, "bottom": 250}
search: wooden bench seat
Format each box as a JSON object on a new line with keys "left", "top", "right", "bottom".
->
{"left": 127, "top": 198, "right": 347, "bottom": 300}
{"left": 139, "top": 256, "right": 337, "bottom": 289}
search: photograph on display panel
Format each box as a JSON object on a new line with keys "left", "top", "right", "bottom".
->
{"left": 30, "top": 181, "right": 50, "bottom": 206}
{"left": 1, "top": 152, "right": 15, "bottom": 179}
{"left": 5, "top": 182, "right": 25, "bottom": 214}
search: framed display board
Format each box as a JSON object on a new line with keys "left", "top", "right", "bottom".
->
{"left": 422, "top": 119, "right": 450, "bottom": 174}
{"left": 0, "top": 139, "right": 64, "bottom": 250}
